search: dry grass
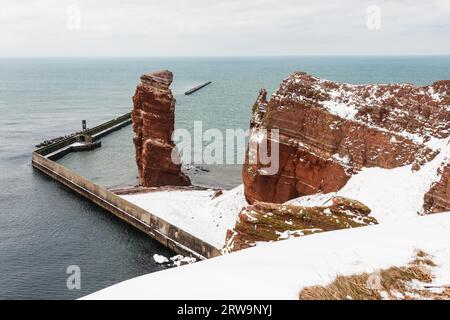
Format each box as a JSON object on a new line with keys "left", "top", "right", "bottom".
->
{"left": 299, "top": 251, "right": 450, "bottom": 300}
{"left": 415, "top": 249, "right": 428, "bottom": 258}
{"left": 410, "top": 257, "right": 437, "bottom": 268}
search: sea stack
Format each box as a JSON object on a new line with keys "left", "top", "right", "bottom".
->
{"left": 132, "top": 70, "right": 191, "bottom": 187}
{"left": 243, "top": 72, "right": 450, "bottom": 212}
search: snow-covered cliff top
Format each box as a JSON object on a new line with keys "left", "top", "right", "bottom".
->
{"left": 83, "top": 211, "right": 450, "bottom": 300}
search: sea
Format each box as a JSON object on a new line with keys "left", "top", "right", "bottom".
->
{"left": 0, "top": 56, "right": 449, "bottom": 299}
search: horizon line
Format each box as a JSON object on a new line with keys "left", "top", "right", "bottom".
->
{"left": 1, "top": 54, "right": 450, "bottom": 59}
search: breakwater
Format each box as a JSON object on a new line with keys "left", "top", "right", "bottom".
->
{"left": 32, "top": 113, "right": 221, "bottom": 260}
{"left": 184, "top": 81, "right": 212, "bottom": 95}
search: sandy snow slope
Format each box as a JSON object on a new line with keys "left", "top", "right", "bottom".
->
{"left": 83, "top": 211, "right": 450, "bottom": 300}
{"left": 121, "top": 185, "right": 247, "bottom": 248}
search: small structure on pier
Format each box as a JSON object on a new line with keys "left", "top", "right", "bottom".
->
{"left": 75, "top": 120, "right": 101, "bottom": 151}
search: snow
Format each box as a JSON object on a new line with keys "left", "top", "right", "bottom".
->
{"left": 121, "top": 185, "right": 247, "bottom": 248}
{"left": 286, "top": 193, "right": 332, "bottom": 207}
{"left": 276, "top": 228, "right": 322, "bottom": 240}
{"left": 331, "top": 153, "right": 351, "bottom": 166}
{"left": 288, "top": 137, "right": 449, "bottom": 224}
{"left": 153, "top": 254, "right": 169, "bottom": 264}
{"left": 337, "top": 161, "right": 442, "bottom": 223}
{"left": 428, "top": 87, "right": 443, "bottom": 102}
{"left": 170, "top": 255, "right": 197, "bottom": 267}
{"left": 322, "top": 100, "right": 358, "bottom": 120}
{"left": 83, "top": 212, "right": 450, "bottom": 300}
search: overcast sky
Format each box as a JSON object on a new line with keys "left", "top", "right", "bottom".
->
{"left": 1, "top": 0, "right": 449, "bottom": 57}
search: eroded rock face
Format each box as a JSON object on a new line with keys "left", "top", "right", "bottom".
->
{"left": 224, "top": 196, "right": 377, "bottom": 252}
{"left": 243, "top": 72, "right": 450, "bottom": 204}
{"left": 424, "top": 164, "right": 450, "bottom": 213}
{"left": 132, "top": 70, "right": 191, "bottom": 187}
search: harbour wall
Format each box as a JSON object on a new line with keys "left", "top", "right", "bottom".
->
{"left": 32, "top": 113, "right": 222, "bottom": 260}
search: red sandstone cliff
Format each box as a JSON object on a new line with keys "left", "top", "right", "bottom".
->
{"left": 132, "top": 70, "right": 190, "bottom": 187}
{"left": 243, "top": 72, "right": 450, "bottom": 212}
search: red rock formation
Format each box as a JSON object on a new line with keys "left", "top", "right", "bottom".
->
{"left": 424, "top": 164, "right": 450, "bottom": 213}
{"left": 243, "top": 72, "right": 450, "bottom": 204}
{"left": 225, "top": 196, "right": 377, "bottom": 252}
{"left": 132, "top": 70, "right": 190, "bottom": 187}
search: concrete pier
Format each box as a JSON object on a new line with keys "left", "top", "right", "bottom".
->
{"left": 32, "top": 112, "right": 221, "bottom": 260}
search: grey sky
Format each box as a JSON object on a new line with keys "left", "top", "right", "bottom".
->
{"left": 1, "top": 0, "right": 449, "bottom": 56}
